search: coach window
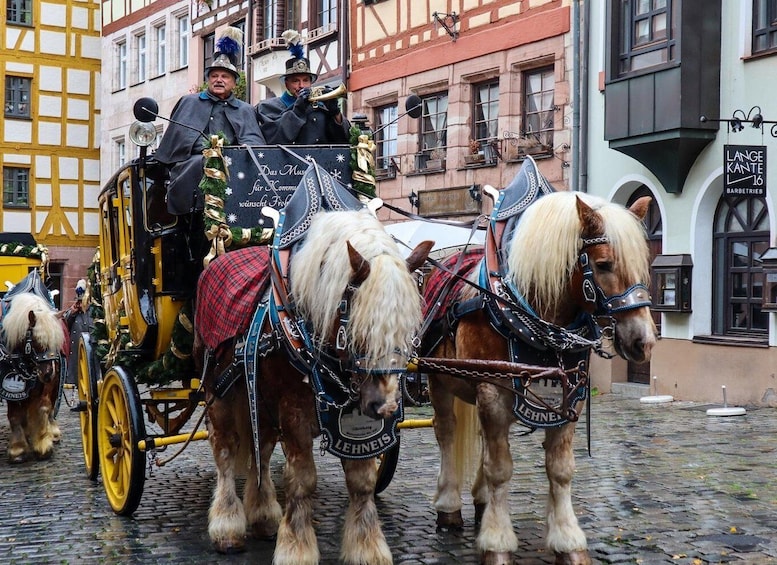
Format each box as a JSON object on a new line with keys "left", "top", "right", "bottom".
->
{"left": 712, "top": 195, "right": 769, "bottom": 338}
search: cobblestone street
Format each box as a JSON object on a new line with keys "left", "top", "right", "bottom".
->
{"left": 1, "top": 393, "right": 776, "bottom": 564}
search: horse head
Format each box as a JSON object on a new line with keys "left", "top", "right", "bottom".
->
{"left": 506, "top": 192, "right": 656, "bottom": 364}
{"left": 1, "top": 292, "right": 64, "bottom": 386}
{"left": 289, "top": 210, "right": 431, "bottom": 420}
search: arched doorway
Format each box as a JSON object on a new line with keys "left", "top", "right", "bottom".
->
{"left": 627, "top": 187, "right": 661, "bottom": 384}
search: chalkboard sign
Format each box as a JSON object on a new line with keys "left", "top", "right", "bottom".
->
{"left": 222, "top": 145, "right": 352, "bottom": 228}
{"left": 724, "top": 144, "right": 766, "bottom": 197}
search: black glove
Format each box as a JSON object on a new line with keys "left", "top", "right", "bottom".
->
{"left": 294, "top": 88, "right": 312, "bottom": 109}
{"left": 324, "top": 97, "right": 340, "bottom": 115}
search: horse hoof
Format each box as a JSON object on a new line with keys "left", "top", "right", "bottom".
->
{"left": 481, "top": 551, "right": 512, "bottom": 565}
{"left": 213, "top": 540, "right": 246, "bottom": 554}
{"left": 250, "top": 523, "right": 278, "bottom": 541}
{"left": 554, "top": 550, "right": 591, "bottom": 565}
{"left": 36, "top": 449, "right": 54, "bottom": 461}
{"left": 436, "top": 510, "right": 463, "bottom": 531}
{"left": 474, "top": 502, "right": 486, "bottom": 525}
{"left": 8, "top": 453, "right": 28, "bottom": 464}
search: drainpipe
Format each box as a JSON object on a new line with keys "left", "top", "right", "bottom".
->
{"left": 245, "top": 0, "right": 253, "bottom": 105}
{"left": 340, "top": 0, "right": 349, "bottom": 116}
{"left": 572, "top": 0, "right": 590, "bottom": 193}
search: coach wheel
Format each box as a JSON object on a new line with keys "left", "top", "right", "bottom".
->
{"left": 77, "top": 333, "right": 100, "bottom": 480}
{"left": 374, "top": 437, "right": 400, "bottom": 495}
{"left": 97, "top": 366, "right": 146, "bottom": 516}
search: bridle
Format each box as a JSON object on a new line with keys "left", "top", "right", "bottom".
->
{"left": 270, "top": 248, "right": 405, "bottom": 409}
{"left": 578, "top": 235, "right": 652, "bottom": 321}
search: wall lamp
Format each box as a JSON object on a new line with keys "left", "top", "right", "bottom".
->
{"left": 700, "top": 105, "right": 777, "bottom": 137}
{"left": 408, "top": 191, "right": 419, "bottom": 209}
{"left": 468, "top": 184, "right": 481, "bottom": 202}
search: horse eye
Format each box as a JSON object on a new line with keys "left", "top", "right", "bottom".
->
{"left": 596, "top": 261, "right": 614, "bottom": 272}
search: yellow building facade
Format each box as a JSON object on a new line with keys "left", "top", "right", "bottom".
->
{"left": 1, "top": 0, "right": 101, "bottom": 305}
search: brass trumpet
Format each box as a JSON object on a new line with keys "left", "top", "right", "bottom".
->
{"left": 307, "top": 83, "right": 347, "bottom": 103}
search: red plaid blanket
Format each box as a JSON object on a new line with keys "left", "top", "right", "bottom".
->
{"left": 423, "top": 248, "right": 484, "bottom": 323}
{"left": 196, "top": 246, "right": 271, "bottom": 350}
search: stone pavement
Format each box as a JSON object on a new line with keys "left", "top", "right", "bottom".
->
{"left": 1, "top": 392, "right": 777, "bottom": 564}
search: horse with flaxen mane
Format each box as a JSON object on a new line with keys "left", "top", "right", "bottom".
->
{"left": 420, "top": 159, "right": 656, "bottom": 565}
{"left": 1, "top": 286, "right": 65, "bottom": 463}
{"left": 194, "top": 206, "right": 431, "bottom": 565}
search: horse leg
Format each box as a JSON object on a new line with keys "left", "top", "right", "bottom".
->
{"left": 543, "top": 422, "right": 590, "bottom": 565}
{"left": 340, "top": 457, "right": 392, "bottom": 565}
{"left": 207, "top": 387, "right": 249, "bottom": 554}
{"left": 429, "top": 372, "right": 465, "bottom": 530}
{"left": 273, "top": 407, "right": 319, "bottom": 565}
{"left": 476, "top": 383, "right": 517, "bottom": 565}
{"left": 28, "top": 382, "right": 56, "bottom": 460}
{"left": 6, "top": 401, "right": 32, "bottom": 463}
{"left": 48, "top": 376, "right": 62, "bottom": 443}
{"left": 244, "top": 424, "right": 282, "bottom": 539}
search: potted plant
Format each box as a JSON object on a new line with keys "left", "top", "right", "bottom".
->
{"left": 464, "top": 139, "right": 484, "bottom": 165}
{"left": 426, "top": 147, "right": 446, "bottom": 170}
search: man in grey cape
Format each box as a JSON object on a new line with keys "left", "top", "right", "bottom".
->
{"left": 154, "top": 30, "right": 265, "bottom": 215}
{"left": 256, "top": 30, "right": 350, "bottom": 145}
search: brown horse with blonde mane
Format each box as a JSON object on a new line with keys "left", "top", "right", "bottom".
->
{"left": 194, "top": 208, "right": 431, "bottom": 565}
{"left": 421, "top": 164, "right": 656, "bottom": 565}
{"left": 1, "top": 290, "right": 65, "bottom": 463}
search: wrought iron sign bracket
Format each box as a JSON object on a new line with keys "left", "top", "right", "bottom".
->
{"left": 433, "top": 11, "right": 459, "bottom": 42}
{"left": 700, "top": 105, "right": 777, "bottom": 137}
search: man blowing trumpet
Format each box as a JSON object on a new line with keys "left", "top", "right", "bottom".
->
{"left": 255, "top": 30, "right": 350, "bottom": 145}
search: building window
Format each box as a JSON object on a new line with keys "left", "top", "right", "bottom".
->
{"left": 232, "top": 20, "right": 246, "bottom": 72}
{"left": 116, "top": 139, "right": 126, "bottom": 169}
{"left": 417, "top": 92, "right": 448, "bottom": 169}
{"left": 136, "top": 33, "right": 147, "bottom": 83}
{"left": 753, "top": 0, "right": 777, "bottom": 54}
{"left": 522, "top": 67, "right": 555, "bottom": 153}
{"left": 287, "top": 0, "right": 299, "bottom": 30}
{"left": 316, "top": 0, "right": 337, "bottom": 28}
{"left": 203, "top": 32, "right": 215, "bottom": 75}
{"left": 116, "top": 40, "right": 127, "bottom": 90}
{"left": 263, "top": 0, "right": 279, "bottom": 41}
{"left": 155, "top": 24, "right": 167, "bottom": 76}
{"left": 5, "top": 76, "right": 31, "bottom": 118}
{"left": 375, "top": 104, "right": 398, "bottom": 174}
{"left": 615, "top": 0, "right": 678, "bottom": 75}
{"left": 6, "top": 0, "right": 32, "bottom": 25}
{"left": 3, "top": 167, "right": 30, "bottom": 208}
{"left": 713, "top": 196, "right": 769, "bottom": 336}
{"left": 472, "top": 80, "right": 499, "bottom": 160}
{"left": 176, "top": 14, "right": 189, "bottom": 68}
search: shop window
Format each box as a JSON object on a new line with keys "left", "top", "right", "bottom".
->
{"left": 712, "top": 196, "right": 769, "bottom": 336}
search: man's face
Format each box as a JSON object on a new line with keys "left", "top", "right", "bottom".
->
{"left": 285, "top": 74, "right": 313, "bottom": 97}
{"left": 207, "top": 70, "right": 237, "bottom": 100}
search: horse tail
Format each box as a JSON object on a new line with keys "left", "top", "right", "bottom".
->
{"left": 453, "top": 397, "right": 481, "bottom": 488}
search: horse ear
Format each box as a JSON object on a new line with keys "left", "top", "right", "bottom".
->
{"left": 406, "top": 240, "right": 434, "bottom": 273}
{"left": 346, "top": 241, "right": 371, "bottom": 286}
{"left": 28, "top": 310, "right": 37, "bottom": 328}
{"left": 575, "top": 196, "right": 604, "bottom": 238}
{"left": 628, "top": 196, "right": 652, "bottom": 221}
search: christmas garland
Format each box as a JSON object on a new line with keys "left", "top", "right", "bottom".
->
{"left": 199, "top": 133, "right": 273, "bottom": 266}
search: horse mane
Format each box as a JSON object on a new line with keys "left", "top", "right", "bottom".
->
{"left": 1, "top": 292, "right": 64, "bottom": 352}
{"left": 505, "top": 191, "right": 650, "bottom": 315}
{"left": 289, "top": 209, "right": 422, "bottom": 366}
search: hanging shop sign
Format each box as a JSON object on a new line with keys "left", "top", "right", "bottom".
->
{"left": 724, "top": 144, "right": 766, "bottom": 197}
